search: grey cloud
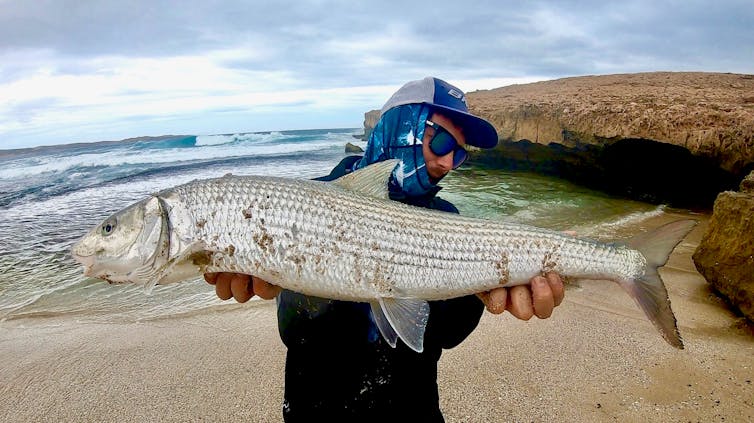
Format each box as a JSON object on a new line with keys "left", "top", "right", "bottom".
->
{"left": 1, "top": 0, "right": 753, "bottom": 129}
{"left": 2, "top": 97, "right": 64, "bottom": 123}
{"left": 2, "top": 0, "right": 752, "bottom": 86}
{"left": 0, "top": 1, "right": 207, "bottom": 57}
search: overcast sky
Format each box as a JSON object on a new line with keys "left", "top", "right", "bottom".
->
{"left": 1, "top": 0, "right": 752, "bottom": 149}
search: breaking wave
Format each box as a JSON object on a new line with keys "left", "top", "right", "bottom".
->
{"left": 0, "top": 129, "right": 361, "bottom": 208}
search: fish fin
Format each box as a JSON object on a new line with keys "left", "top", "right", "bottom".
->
{"left": 331, "top": 159, "right": 400, "bottom": 200}
{"left": 620, "top": 219, "right": 697, "bottom": 349}
{"left": 370, "top": 302, "right": 398, "bottom": 348}
{"left": 377, "top": 297, "right": 430, "bottom": 353}
{"left": 154, "top": 260, "right": 204, "bottom": 285}
{"left": 143, "top": 241, "right": 209, "bottom": 293}
{"left": 131, "top": 266, "right": 163, "bottom": 295}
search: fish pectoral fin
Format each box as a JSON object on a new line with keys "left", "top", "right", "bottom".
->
{"left": 130, "top": 265, "right": 164, "bottom": 295}
{"left": 143, "top": 241, "right": 209, "bottom": 293}
{"left": 373, "top": 297, "right": 430, "bottom": 353}
{"left": 154, "top": 260, "right": 204, "bottom": 285}
{"left": 331, "top": 159, "right": 399, "bottom": 200}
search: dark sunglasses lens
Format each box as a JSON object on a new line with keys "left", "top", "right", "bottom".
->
{"left": 429, "top": 131, "right": 456, "bottom": 156}
{"left": 452, "top": 147, "right": 467, "bottom": 168}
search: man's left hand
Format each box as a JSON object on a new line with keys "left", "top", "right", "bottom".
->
{"left": 477, "top": 273, "right": 565, "bottom": 320}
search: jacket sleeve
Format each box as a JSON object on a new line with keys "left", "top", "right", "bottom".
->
{"left": 314, "top": 155, "right": 363, "bottom": 182}
{"left": 425, "top": 295, "right": 485, "bottom": 350}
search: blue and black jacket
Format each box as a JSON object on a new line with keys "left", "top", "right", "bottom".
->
{"left": 277, "top": 155, "right": 485, "bottom": 422}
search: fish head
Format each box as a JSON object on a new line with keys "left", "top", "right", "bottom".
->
{"left": 71, "top": 196, "right": 168, "bottom": 285}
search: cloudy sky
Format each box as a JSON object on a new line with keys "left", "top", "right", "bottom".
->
{"left": 1, "top": 0, "right": 752, "bottom": 149}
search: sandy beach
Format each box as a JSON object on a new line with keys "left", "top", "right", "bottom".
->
{"left": 1, "top": 211, "right": 753, "bottom": 422}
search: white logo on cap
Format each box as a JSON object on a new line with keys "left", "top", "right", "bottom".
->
{"left": 447, "top": 88, "right": 467, "bottom": 105}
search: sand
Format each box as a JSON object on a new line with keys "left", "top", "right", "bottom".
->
{"left": 1, "top": 211, "right": 753, "bottom": 422}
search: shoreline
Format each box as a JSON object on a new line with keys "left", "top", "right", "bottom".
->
{"left": 2, "top": 211, "right": 753, "bottom": 422}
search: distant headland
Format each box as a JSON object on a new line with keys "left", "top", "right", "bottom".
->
{"left": 0, "top": 135, "right": 189, "bottom": 159}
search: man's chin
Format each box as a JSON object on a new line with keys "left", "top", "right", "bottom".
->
{"left": 428, "top": 173, "right": 448, "bottom": 185}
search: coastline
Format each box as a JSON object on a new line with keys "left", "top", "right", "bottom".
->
{"left": 2, "top": 211, "right": 753, "bottom": 422}
{"left": 0, "top": 135, "right": 191, "bottom": 159}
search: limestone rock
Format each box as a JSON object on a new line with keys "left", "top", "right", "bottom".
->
{"left": 693, "top": 171, "right": 754, "bottom": 321}
{"left": 465, "top": 72, "right": 753, "bottom": 208}
{"left": 362, "top": 110, "right": 380, "bottom": 141}
{"left": 345, "top": 142, "right": 364, "bottom": 154}
{"left": 468, "top": 72, "right": 754, "bottom": 174}
{"left": 741, "top": 171, "right": 754, "bottom": 193}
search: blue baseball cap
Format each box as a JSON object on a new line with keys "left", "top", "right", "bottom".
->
{"left": 380, "top": 76, "right": 499, "bottom": 148}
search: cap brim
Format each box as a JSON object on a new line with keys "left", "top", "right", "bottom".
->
{"left": 428, "top": 104, "right": 498, "bottom": 149}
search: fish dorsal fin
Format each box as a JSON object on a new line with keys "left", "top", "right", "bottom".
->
{"left": 373, "top": 297, "right": 430, "bottom": 353}
{"left": 331, "top": 159, "right": 400, "bottom": 200}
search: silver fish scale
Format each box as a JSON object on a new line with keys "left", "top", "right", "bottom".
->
{"left": 164, "top": 175, "right": 646, "bottom": 301}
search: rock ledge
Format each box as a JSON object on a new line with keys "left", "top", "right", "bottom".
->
{"left": 693, "top": 171, "right": 754, "bottom": 321}
{"left": 466, "top": 72, "right": 754, "bottom": 207}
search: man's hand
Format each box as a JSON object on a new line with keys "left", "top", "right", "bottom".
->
{"left": 206, "top": 271, "right": 565, "bottom": 321}
{"left": 477, "top": 273, "right": 565, "bottom": 320}
{"left": 204, "top": 273, "right": 281, "bottom": 303}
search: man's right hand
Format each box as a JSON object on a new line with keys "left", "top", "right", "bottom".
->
{"left": 204, "top": 273, "right": 281, "bottom": 303}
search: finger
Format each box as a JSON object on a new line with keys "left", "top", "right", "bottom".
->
{"left": 546, "top": 272, "right": 565, "bottom": 307}
{"left": 476, "top": 291, "right": 491, "bottom": 310}
{"left": 507, "top": 285, "right": 534, "bottom": 321}
{"left": 204, "top": 272, "right": 218, "bottom": 285}
{"left": 531, "top": 276, "right": 555, "bottom": 319}
{"left": 253, "top": 276, "right": 281, "bottom": 300}
{"left": 230, "top": 274, "right": 253, "bottom": 303}
{"left": 483, "top": 288, "right": 508, "bottom": 314}
{"left": 214, "top": 273, "right": 233, "bottom": 301}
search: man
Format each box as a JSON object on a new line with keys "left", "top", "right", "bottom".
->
{"left": 205, "top": 77, "right": 564, "bottom": 421}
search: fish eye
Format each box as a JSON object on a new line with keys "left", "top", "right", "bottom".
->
{"left": 101, "top": 218, "right": 117, "bottom": 236}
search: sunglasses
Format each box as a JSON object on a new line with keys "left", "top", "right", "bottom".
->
{"left": 425, "top": 120, "right": 467, "bottom": 169}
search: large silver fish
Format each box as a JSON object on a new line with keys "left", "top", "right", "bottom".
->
{"left": 71, "top": 160, "right": 695, "bottom": 352}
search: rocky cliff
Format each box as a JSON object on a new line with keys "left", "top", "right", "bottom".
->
{"left": 466, "top": 72, "right": 754, "bottom": 208}
{"left": 693, "top": 171, "right": 754, "bottom": 321}
{"left": 362, "top": 110, "right": 380, "bottom": 141}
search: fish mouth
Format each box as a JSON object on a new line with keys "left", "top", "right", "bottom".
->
{"left": 71, "top": 252, "right": 95, "bottom": 276}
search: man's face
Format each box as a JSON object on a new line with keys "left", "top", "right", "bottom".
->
{"left": 421, "top": 112, "right": 467, "bottom": 181}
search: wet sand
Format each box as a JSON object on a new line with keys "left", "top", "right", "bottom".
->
{"left": 1, "top": 211, "right": 753, "bottom": 422}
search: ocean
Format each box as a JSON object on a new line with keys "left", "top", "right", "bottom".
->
{"left": 0, "top": 128, "right": 672, "bottom": 323}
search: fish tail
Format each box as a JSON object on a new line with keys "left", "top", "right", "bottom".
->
{"left": 619, "top": 219, "right": 697, "bottom": 349}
